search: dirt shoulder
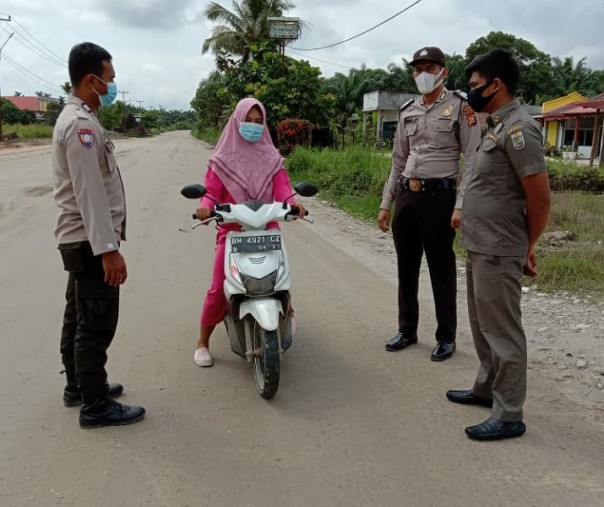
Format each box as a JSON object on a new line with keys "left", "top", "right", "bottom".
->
{"left": 0, "top": 138, "right": 52, "bottom": 155}
{"left": 304, "top": 197, "right": 604, "bottom": 415}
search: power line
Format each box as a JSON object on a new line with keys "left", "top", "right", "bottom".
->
{"left": 2, "top": 53, "right": 63, "bottom": 93}
{"left": 1, "top": 13, "right": 67, "bottom": 64}
{"left": 290, "top": 0, "right": 424, "bottom": 51}
{"left": 0, "top": 24, "right": 65, "bottom": 67}
{"left": 286, "top": 49, "right": 353, "bottom": 70}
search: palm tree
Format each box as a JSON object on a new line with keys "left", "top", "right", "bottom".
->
{"left": 549, "top": 56, "right": 599, "bottom": 98}
{"left": 202, "top": 0, "right": 297, "bottom": 61}
{"left": 323, "top": 67, "right": 388, "bottom": 126}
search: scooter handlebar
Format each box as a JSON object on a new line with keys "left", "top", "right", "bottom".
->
{"left": 288, "top": 207, "right": 309, "bottom": 217}
{"left": 192, "top": 210, "right": 217, "bottom": 221}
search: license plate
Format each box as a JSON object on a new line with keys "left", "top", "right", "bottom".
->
{"left": 231, "top": 235, "right": 281, "bottom": 253}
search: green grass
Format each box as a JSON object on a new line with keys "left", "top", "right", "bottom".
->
{"left": 4, "top": 123, "right": 53, "bottom": 139}
{"left": 286, "top": 146, "right": 391, "bottom": 204}
{"left": 192, "top": 127, "right": 221, "bottom": 144}
{"left": 535, "top": 192, "right": 604, "bottom": 296}
{"left": 286, "top": 146, "right": 604, "bottom": 298}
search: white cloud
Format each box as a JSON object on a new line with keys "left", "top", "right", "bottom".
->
{"left": 1, "top": 0, "right": 603, "bottom": 109}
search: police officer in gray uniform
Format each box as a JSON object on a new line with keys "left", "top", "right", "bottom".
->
{"left": 53, "top": 42, "right": 145, "bottom": 428}
{"left": 378, "top": 47, "right": 481, "bottom": 361}
{"left": 446, "top": 49, "right": 551, "bottom": 440}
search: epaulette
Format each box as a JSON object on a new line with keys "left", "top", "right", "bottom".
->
{"left": 399, "top": 98, "right": 414, "bottom": 112}
{"left": 453, "top": 90, "right": 467, "bottom": 101}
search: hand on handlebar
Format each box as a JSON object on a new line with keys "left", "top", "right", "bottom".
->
{"left": 290, "top": 203, "right": 307, "bottom": 219}
{"left": 195, "top": 207, "right": 214, "bottom": 221}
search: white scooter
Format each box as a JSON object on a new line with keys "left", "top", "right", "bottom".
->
{"left": 180, "top": 182, "right": 318, "bottom": 399}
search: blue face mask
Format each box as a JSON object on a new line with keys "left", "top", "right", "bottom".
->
{"left": 239, "top": 122, "right": 264, "bottom": 143}
{"left": 92, "top": 76, "right": 118, "bottom": 107}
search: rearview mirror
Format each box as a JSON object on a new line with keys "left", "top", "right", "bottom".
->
{"left": 294, "top": 182, "right": 319, "bottom": 198}
{"left": 180, "top": 184, "right": 206, "bottom": 199}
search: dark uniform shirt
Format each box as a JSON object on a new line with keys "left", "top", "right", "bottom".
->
{"left": 461, "top": 100, "right": 547, "bottom": 256}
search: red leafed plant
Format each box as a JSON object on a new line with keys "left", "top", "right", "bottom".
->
{"left": 277, "top": 119, "right": 312, "bottom": 156}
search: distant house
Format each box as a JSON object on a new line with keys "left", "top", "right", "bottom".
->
{"left": 1, "top": 95, "right": 56, "bottom": 121}
{"left": 362, "top": 91, "right": 418, "bottom": 143}
{"left": 541, "top": 92, "right": 604, "bottom": 165}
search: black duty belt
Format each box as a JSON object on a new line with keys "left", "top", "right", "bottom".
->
{"left": 401, "top": 177, "right": 456, "bottom": 193}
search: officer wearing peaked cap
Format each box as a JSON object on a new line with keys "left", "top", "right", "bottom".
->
{"left": 378, "top": 46, "right": 481, "bottom": 361}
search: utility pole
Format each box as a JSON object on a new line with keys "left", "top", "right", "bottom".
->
{"left": 0, "top": 16, "right": 13, "bottom": 140}
{"left": 119, "top": 90, "right": 129, "bottom": 130}
{"left": 136, "top": 100, "right": 144, "bottom": 109}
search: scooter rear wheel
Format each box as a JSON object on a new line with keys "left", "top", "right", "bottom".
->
{"left": 252, "top": 323, "right": 280, "bottom": 399}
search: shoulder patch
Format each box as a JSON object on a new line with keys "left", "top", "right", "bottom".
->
{"left": 453, "top": 90, "right": 467, "bottom": 101}
{"left": 510, "top": 131, "right": 525, "bottom": 150}
{"left": 77, "top": 128, "right": 96, "bottom": 149}
{"left": 400, "top": 98, "right": 414, "bottom": 112}
{"left": 463, "top": 104, "right": 477, "bottom": 126}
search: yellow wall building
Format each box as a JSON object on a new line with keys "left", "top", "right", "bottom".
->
{"left": 541, "top": 92, "right": 587, "bottom": 147}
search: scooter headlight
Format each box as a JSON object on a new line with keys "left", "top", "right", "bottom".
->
{"left": 241, "top": 271, "right": 278, "bottom": 296}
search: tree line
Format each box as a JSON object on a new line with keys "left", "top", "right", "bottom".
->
{"left": 193, "top": 0, "right": 604, "bottom": 135}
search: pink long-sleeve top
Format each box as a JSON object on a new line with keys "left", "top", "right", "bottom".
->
{"left": 200, "top": 166, "right": 296, "bottom": 232}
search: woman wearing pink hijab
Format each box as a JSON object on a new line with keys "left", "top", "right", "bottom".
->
{"left": 193, "top": 98, "right": 305, "bottom": 367}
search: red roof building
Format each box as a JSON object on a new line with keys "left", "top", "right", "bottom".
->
{"left": 1, "top": 95, "right": 55, "bottom": 119}
{"left": 542, "top": 92, "right": 604, "bottom": 167}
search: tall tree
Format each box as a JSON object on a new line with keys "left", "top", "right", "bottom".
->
{"left": 383, "top": 62, "right": 415, "bottom": 93}
{"left": 322, "top": 66, "right": 389, "bottom": 125}
{"left": 61, "top": 82, "right": 72, "bottom": 95}
{"left": 190, "top": 70, "right": 232, "bottom": 129}
{"left": 444, "top": 54, "right": 468, "bottom": 92}
{"left": 466, "top": 31, "right": 551, "bottom": 103}
{"left": 546, "top": 56, "right": 599, "bottom": 100}
{"left": 202, "top": 0, "right": 297, "bottom": 61}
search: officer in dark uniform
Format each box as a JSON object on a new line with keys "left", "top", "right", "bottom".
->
{"left": 52, "top": 42, "right": 145, "bottom": 428}
{"left": 378, "top": 47, "right": 481, "bottom": 361}
{"left": 446, "top": 49, "right": 551, "bottom": 440}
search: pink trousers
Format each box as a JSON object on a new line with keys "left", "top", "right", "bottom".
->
{"left": 201, "top": 232, "right": 228, "bottom": 327}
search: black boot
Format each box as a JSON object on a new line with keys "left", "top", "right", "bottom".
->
{"left": 64, "top": 382, "right": 124, "bottom": 407}
{"left": 79, "top": 398, "right": 145, "bottom": 429}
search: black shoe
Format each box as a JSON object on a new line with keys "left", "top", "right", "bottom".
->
{"left": 64, "top": 382, "right": 124, "bottom": 407}
{"left": 385, "top": 332, "right": 418, "bottom": 352}
{"left": 465, "top": 418, "right": 526, "bottom": 441}
{"left": 446, "top": 389, "right": 493, "bottom": 407}
{"left": 79, "top": 398, "right": 146, "bottom": 429}
{"left": 430, "top": 341, "right": 456, "bottom": 362}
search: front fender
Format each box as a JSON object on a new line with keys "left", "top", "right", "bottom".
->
{"left": 239, "top": 298, "right": 283, "bottom": 331}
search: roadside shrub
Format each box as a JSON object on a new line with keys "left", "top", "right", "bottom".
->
{"left": 547, "top": 160, "right": 604, "bottom": 192}
{"left": 286, "top": 146, "right": 390, "bottom": 197}
{"left": 3, "top": 124, "right": 53, "bottom": 139}
{"left": 277, "top": 119, "right": 312, "bottom": 156}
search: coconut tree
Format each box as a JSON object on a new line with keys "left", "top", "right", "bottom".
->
{"left": 202, "top": 0, "right": 297, "bottom": 61}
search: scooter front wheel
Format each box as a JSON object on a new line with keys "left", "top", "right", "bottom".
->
{"left": 251, "top": 322, "right": 280, "bottom": 399}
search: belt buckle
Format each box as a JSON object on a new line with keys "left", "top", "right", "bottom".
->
{"left": 409, "top": 178, "right": 422, "bottom": 192}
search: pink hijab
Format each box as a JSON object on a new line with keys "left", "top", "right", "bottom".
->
{"left": 210, "top": 98, "right": 284, "bottom": 203}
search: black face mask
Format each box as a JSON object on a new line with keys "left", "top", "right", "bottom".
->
{"left": 467, "top": 81, "right": 497, "bottom": 112}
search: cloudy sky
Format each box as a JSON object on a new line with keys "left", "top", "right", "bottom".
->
{"left": 0, "top": 0, "right": 602, "bottom": 110}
